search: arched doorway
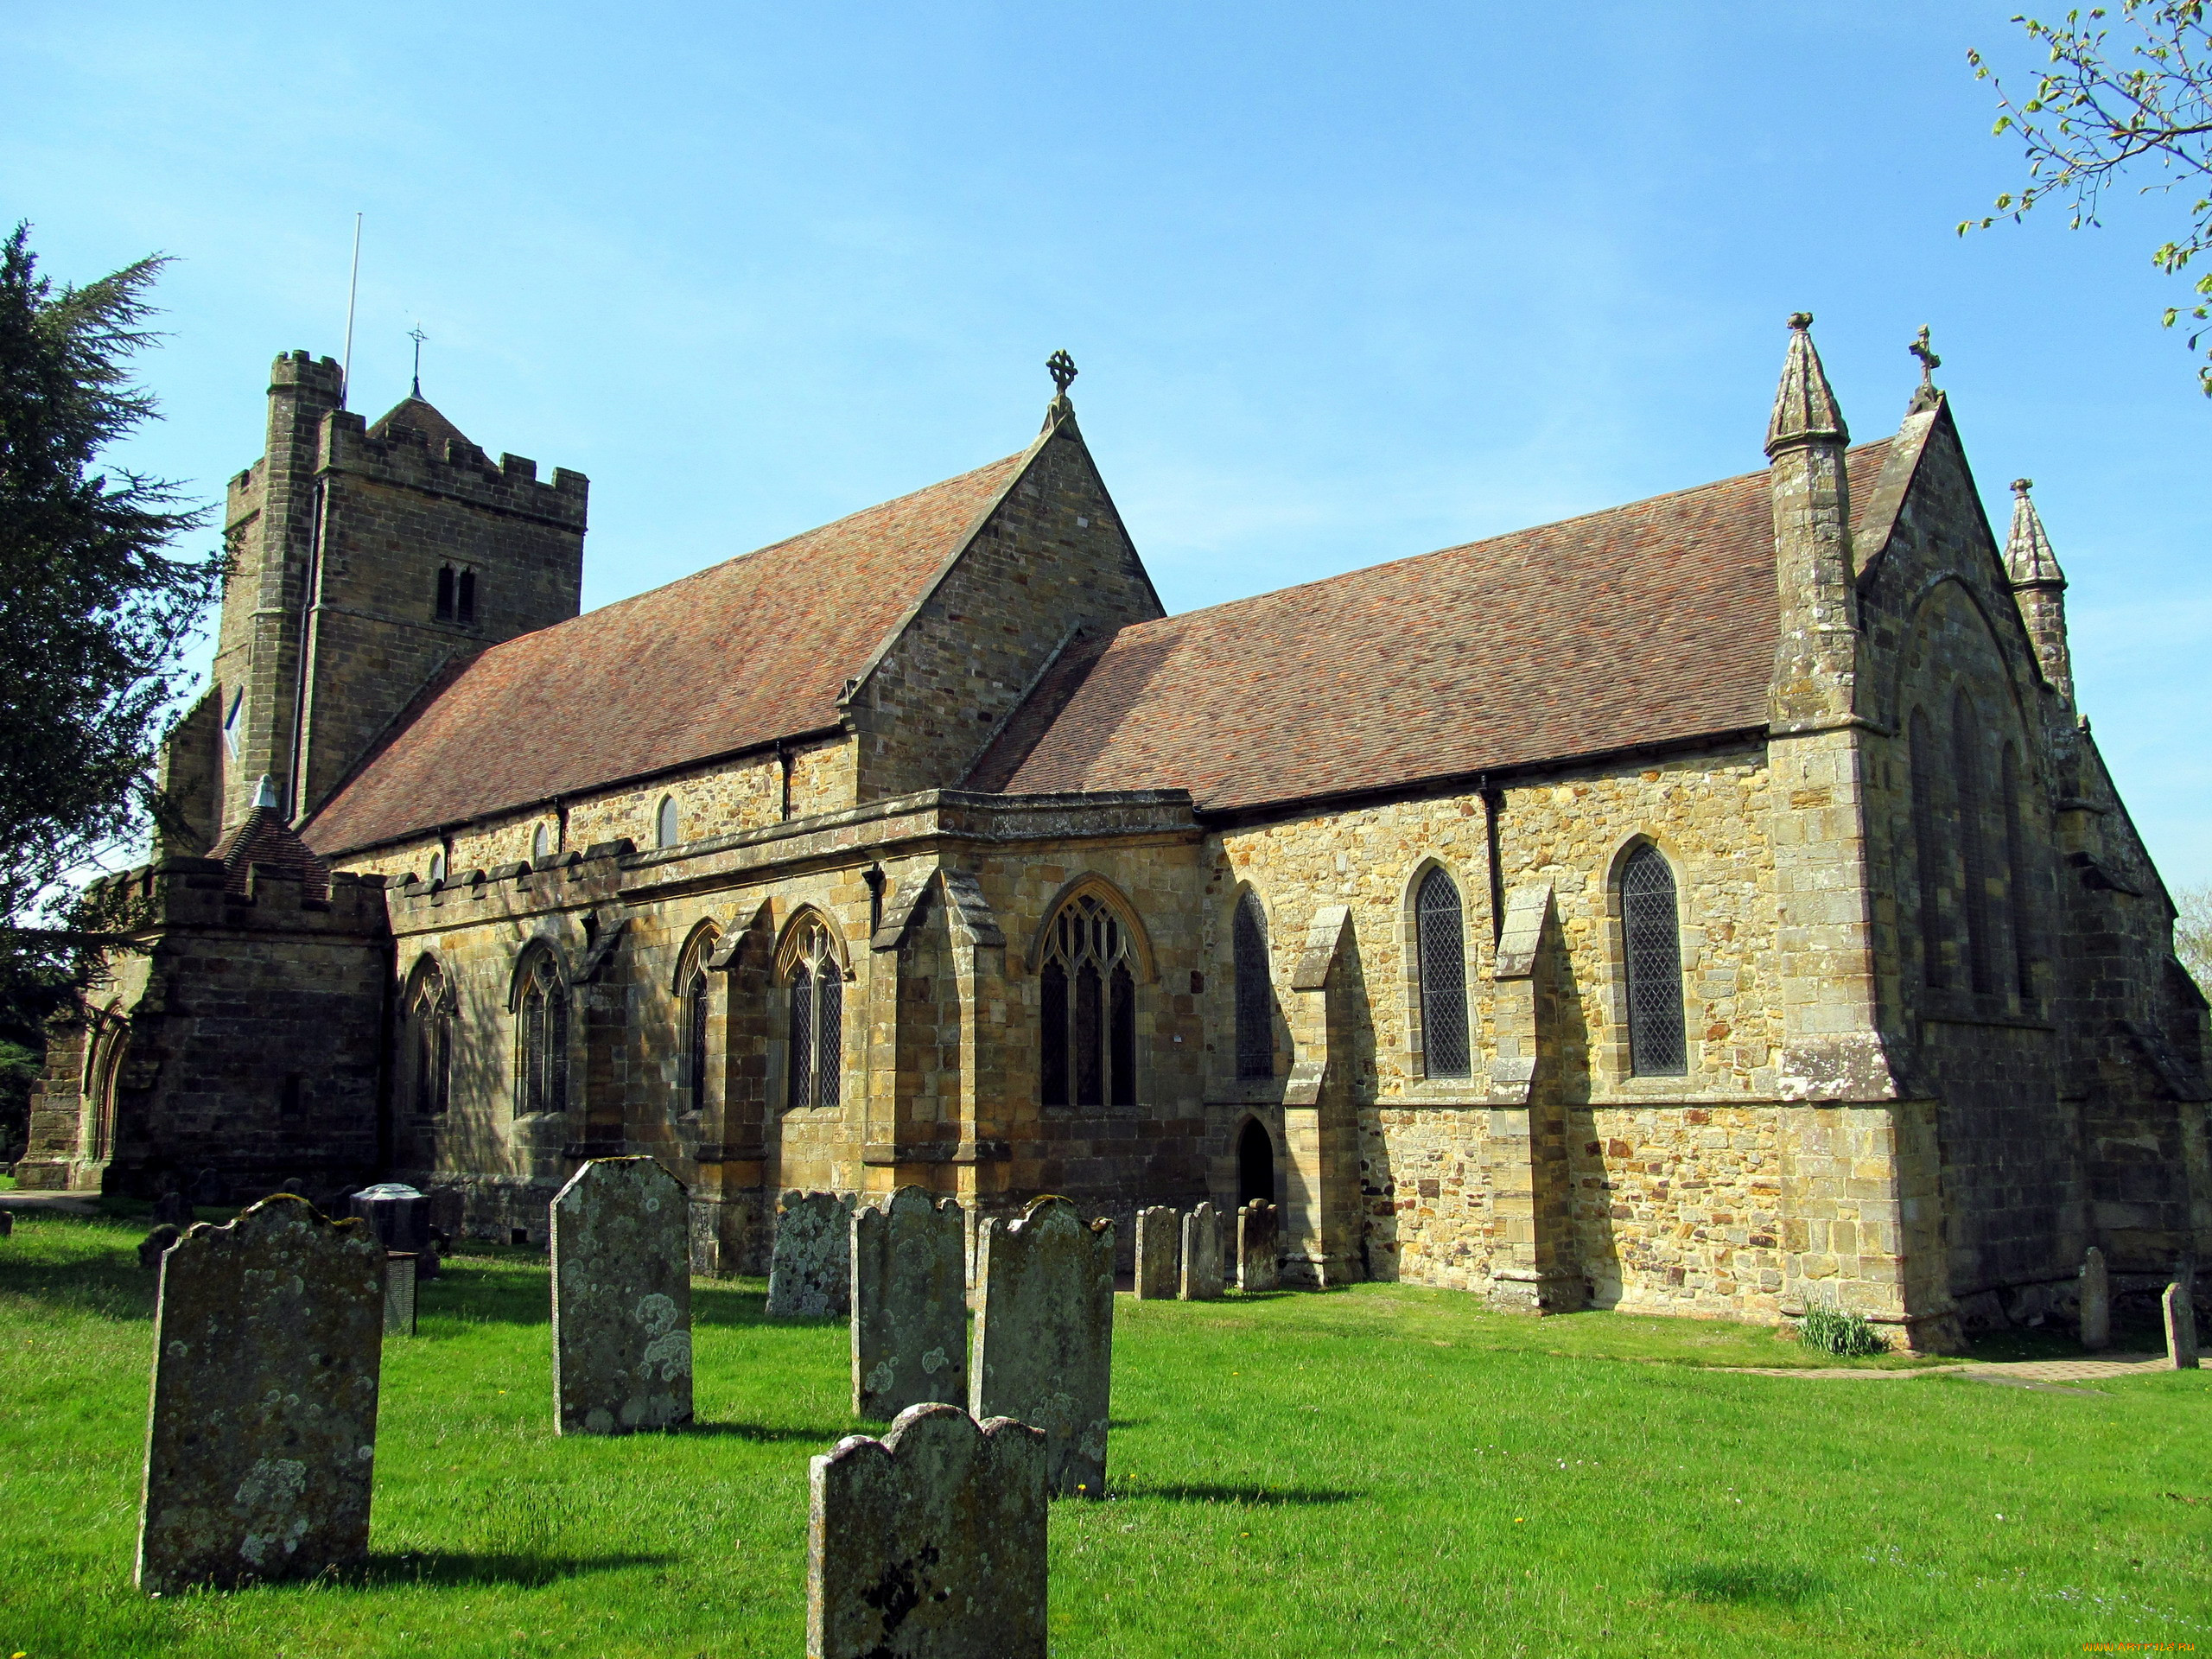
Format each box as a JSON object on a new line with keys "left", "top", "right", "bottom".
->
{"left": 1236, "top": 1118, "right": 1275, "bottom": 1210}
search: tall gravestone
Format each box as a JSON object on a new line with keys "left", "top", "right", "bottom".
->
{"left": 769, "top": 1191, "right": 853, "bottom": 1318}
{"left": 1134, "top": 1206, "right": 1179, "bottom": 1300}
{"left": 1181, "top": 1201, "right": 1224, "bottom": 1300}
{"left": 1237, "top": 1199, "right": 1280, "bottom": 1292}
{"left": 2079, "top": 1246, "right": 2111, "bottom": 1351}
{"left": 2164, "top": 1282, "right": 2200, "bottom": 1370}
{"left": 550, "top": 1157, "right": 694, "bottom": 1434}
{"left": 808, "top": 1403, "right": 1047, "bottom": 1659}
{"left": 385, "top": 1253, "right": 419, "bottom": 1337}
{"left": 852, "top": 1186, "right": 968, "bottom": 1420}
{"left": 136, "top": 1197, "right": 384, "bottom": 1593}
{"left": 971, "top": 1196, "right": 1115, "bottom": 1497}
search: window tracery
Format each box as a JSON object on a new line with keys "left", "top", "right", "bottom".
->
{"left": 516, "top": 950, "right": 569, "bottom": 1117}
{"left": 784, "top": 916, "right": 843, "bottom": 1111}
{"left": 1039, "top": 891, "right": 1137, "bottom": 1109}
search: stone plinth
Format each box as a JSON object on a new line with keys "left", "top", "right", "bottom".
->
{"left": 769, "top": 1191, "right": 853, "bottom": 1319}
{"left": 352, "top": 1181, "right": 438, "bottom": 1278}
{"left": 2165, "top": 1283, "right": 2200, "bottom": 1370}
{"left": 1134, "top": 1205, "right": 1179, "bottom": 1300}
{"left": 970, "top": 1196, "right": 1114, "bottom": 1497}
{"left": 135, "top": 1196, "right": 384, "bottom": 1593}
{"left": 1181, "top": 1202, "right": 1224, "bottom": 1300}
{"left": 550, "top": 1157, "right": 694, "bottom": 1434}
{"left": 853, "top": 1186, "right": 968, "bottom": 1421}
{"left": 2080, "top": 1247, "right": 2110, "bottom": 1351}
{"left": 808, "top": 1403, "right": 1047, "bottom": 1659}
{"left": 1237, "top": 1200, "right": 1280, "bottom": 1292}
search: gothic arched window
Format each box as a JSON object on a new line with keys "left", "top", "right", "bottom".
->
{"left": 1414, "top": 868, "right": 1470, "bottom": 1079}
{"left": 1621, "top": 844, "right": 1688, "bottom": 1077}
{"left": 456, "top": 569, "right": 476, "bottom": 625}
{"left": 1910, "top": 708, "right": 1948, "bottom": 990}
{"left": 2001, "top": 744, "right": 2034, "bottom": 999}
{"left": 1039, "top": 891, "right": 1138, "bottom": 1109}
{"left": 784, "top": 916, "right": 843, "bottom": 1111}
{"left": 427, "top": 849, "right": 448, "bottom": 885}
{"left": 657, "top": 795, "right": 680, "bottom": 850}
{"left": 1233, "top": 892, "right": 1274, "bottom": 1079}
{"left": 86, "top": 1023, "right": 126, "bottom": 1163}
{"left": 682, "top": 952, "right": 712, "bottom": 1118}
{"left": 436, "top": 563, "right": 455, "bottom": 621}
{"left": 410, "top": 961, "right": 452, "bottom": 1117}
{"left": 516, "top": 950, "right": 569, "bottom": 1117}
{"left": 1952, "top": 692, "right": 1996, "bottom": 995}
{"left": 532, "top": 823, "right": 551, "bottom": 863}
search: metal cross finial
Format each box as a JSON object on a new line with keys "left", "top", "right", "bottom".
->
{"left": 1910, "top": 325, "right": 1941, "bottom": 387}
{"left": 1046, "top": 349, "right": 1077, "bottom": 395}
{"left": 2012, "top": 477, "right": 2034, "bottom": 495}
{"left": 407, "top": 324, "right": 428, "bottom": 399}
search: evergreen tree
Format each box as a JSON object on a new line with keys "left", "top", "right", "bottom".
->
{"left": 0, "top": 221, "right": 221, "bottom": 1156}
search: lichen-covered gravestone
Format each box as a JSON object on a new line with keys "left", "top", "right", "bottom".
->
{"left": 1134, "top": 1205, "right": 1179, "bottom": 1300}
{"left": 852, "top": 1186, "right": 968, "bottom": 1420}
{"left": 135, "top": 1196, "right": 384, "bottom": 1594}
{"left": 808, "top": 1403, "right": 1046, "bottom": 1659}
{"left": 1237, "top": 1200, "right": 1280, "bottom": 1292}
{"left": 971, "top": 1196, "right": 1114, "bottom": 1497}
{"left": 1180, "top": 1201, "right": 1224, "bottom": 1300}
{"left": 2164, "top": 1282, "right": 2200, "bottom": 1370}
{"left": 769, "top": 1191, "right": 854, "bottom": 1318}
{"left": 550, "top": 1157, "right": 693, "bottom": 1434}
{"left": 2079, "top": 1247, "right": 2111, "bottom": 1351}
{"left": 385, "top": 1253, "right": 418, "bottom": 1337}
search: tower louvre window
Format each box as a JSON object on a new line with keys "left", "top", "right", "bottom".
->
{"left": 1621, "top": 844, "right": 1688, "bottom": 1077}
{"left": 1415, "top": 868, "right": 1470, "bottom": 1079}
{"left": 783, "top": 917, "right": 842, "bottom": 1111}
{"left": 1233, "top": 892, "right": 1274, "bottom": 1079}
{"left": 457, "top": 569, "right": 476, "bottom": 625}
{"left": 1038, "top": 892, "right": 1138, "bottom": 1109}
{"left": 436, "top": 564, "right": 455, "bottom": 621}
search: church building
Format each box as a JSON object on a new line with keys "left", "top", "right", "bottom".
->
{"left": 20, "top": 319, "right": 2208, "bottom": 1351}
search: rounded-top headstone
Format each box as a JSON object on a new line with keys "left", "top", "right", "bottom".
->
{"left": 550, "top": 1156, "right": 694, "bottom": 1434}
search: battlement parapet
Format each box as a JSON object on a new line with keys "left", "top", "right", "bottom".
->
{"left": 320, "top": 409, "right": 588, "bottom": 530}
{"left": 385, "top": 839, "right": 634, "bottom": 925}
{"left": 270, "top": 350, "right": 345, "bottom": 398}
{"left": 81, "top": 855, "right": 390, "bottom": 937}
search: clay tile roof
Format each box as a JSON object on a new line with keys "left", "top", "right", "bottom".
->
{"left": 213, "top": 807, "right": 332, "bottom": 899}
{"left": 367, "top": 397, "right": 472, "bottom": 451}
{"left": 981, "top": 442, "right": 1892, "bottom": 815}
{"left": 302, "top": 450, "right": 1030, "bottom": 855}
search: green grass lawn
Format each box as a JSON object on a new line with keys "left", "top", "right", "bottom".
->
{"left": 2, "top": 1211, "right": 2207, "bottom": 1658}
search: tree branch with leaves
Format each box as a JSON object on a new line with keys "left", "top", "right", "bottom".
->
{"left": 1966, "top": 3, "right": 2212, "bottom": 392}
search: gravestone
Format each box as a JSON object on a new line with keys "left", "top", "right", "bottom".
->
{"left": 2079, "top": 1247, "right": 2111, "bottom": 1351}
{"left": 1134, "top": 1205, "right": 1179, "bottom": 1300}
{"left": 138, "top": 1224, "right": 181, "bottom": 1270}
{"left": 1237, "top": 1199, "right": 1280, "bottom": 1292}
{"left": 151, "top": 1190, "right": 194, "bottom": 1227}
{"left": 385, "top": 1253, "right": 418, "bottom": 1337}
{"left": 1180, "top": 1202, "right": 1224, "bottom": 1300}
{"left": 768, "top": 1191, "right": 853, "bottom": 1318}
{"left": 851, "top": 1186, "right": 968, "bottom": 1420}
{"left": 0, "top": 1208, "right": 12, "bottom": 1238}
{"left": 188, "top": 1167, "right": 226, "bottom": 1208}
{"left": 352, "top": 1182, "right": 438, "bottom": 1279}
{"left": 550, "top": 1157, "right": 693, "bottom": 1434}
{"left": 971, "top": 1195, "right": 1114, "bottom": 1497}
{"left": 808, "top": 1403, "right": 1047, "bottom": 1659}
{"left": 2164, "top": 1282, "right": 2200, "bottom": 1370}
{"left": 136, "top": 1196, "right": 384, "bottom": 1593}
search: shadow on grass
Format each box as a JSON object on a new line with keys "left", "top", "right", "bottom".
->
{"left": 353, "top": 1549, "right": 677, "bottom": 1588}
{"left": 1655, "top": 1562, "right": 1828, "bottom": 1606}
{"left": 0, "top": 1240, "right": 158, "bottom": 1323}
{"left": 1128, "top": 1483, "right": 1363, "bottom": 1506}
{"left": 683, "top": 1421, "right": 852, "bottom": 1444}
{"left": 417, "top": 1273, "right": 772, "bottom": 1331}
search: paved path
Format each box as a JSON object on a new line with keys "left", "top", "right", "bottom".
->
{"left": 1725, "top": 1353, "right": 2177, "bottom": 1395}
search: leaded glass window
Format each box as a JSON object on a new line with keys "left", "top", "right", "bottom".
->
{"left": 410, "top": 962, "right": 451, "bottom": 1117}
{"left": 1233, "top": 893, "right": 1274, "bottom": 1079}
{"left": 1952, "top": 693, "right": 1996, "bottom": 995}
{"left": 784, "top": 917, "right": 842, "bottom": 1110}
{"left": 1038, "top": 892, "right": 1138, "bottom": 1109}
{"left": 683, "top": 962, "right": 710, "bottom": 1116}
{"left": 1415, "top": 868, "right": 1471, "bottom": 1079}
{"left": 517, "top": 951, "right": 569, "bottom": 1116}
{"left": 1910, "top": 709, "right": 1948, "bottom": 990}
{"left": 1621, "top": 845, "right": 1687, "bottom": 1077}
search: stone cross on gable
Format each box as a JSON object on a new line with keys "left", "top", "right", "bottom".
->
{"left": 1906, "top": 325, "right": 1943, "bottom": 415}
{"left": 1046, "top": 349, "right": 1077, "bottom": 394}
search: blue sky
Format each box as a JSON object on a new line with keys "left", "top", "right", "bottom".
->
{"left": 6, "top": 2, "right": 2207, "bottom": 884}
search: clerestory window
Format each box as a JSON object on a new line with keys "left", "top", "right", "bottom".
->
{"left": 1039, "top": 892, "right": 1138, "bottom": 1109}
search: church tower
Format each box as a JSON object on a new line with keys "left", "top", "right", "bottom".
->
{"left": 171, "top": 351, "right": 590, "bottom": 847}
